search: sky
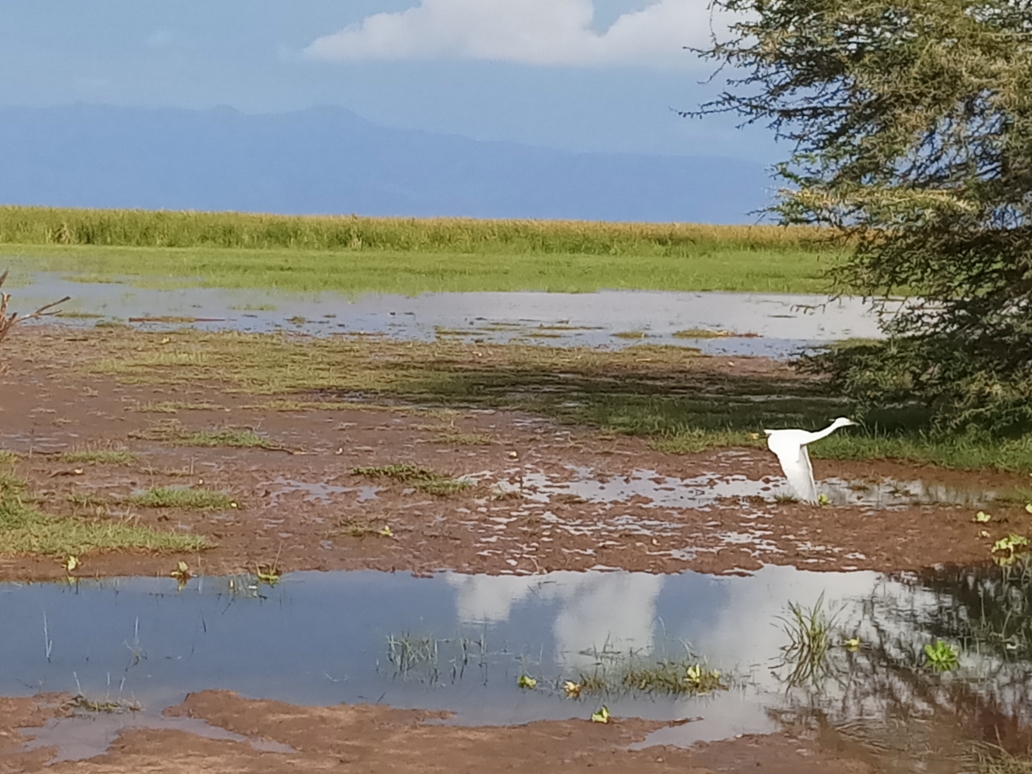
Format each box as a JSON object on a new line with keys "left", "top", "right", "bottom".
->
{"left": 0, "top": 1, "right": 778, "bottom": 163}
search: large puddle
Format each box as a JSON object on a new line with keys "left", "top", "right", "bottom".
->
{"left": 8, "top": 271, "right": 887, "bottom": 358}
{"left": 6, "top": 563, "right": 1032, "bottom": 769}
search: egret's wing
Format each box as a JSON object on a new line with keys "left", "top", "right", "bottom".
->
{"left": 794, "top": 445, "right": 819, "bottom": 504}
{"left": 768, "top": 433, "right": 818, "bottom": 504}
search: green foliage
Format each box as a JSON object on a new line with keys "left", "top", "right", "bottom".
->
{"left": 802, "top": 335, "right": 1032, "bottom": 434}
{"left": 0, "top": 205, "right": 826, "bottom": 254}
{"left": 923, "top": 640, "right": 960, "bottom": 672}
{"left": 696, "top": 0, "right": 1032, "bottom": 431}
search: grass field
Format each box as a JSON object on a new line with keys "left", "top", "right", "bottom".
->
{"left": 0, "top": 464, "right": 208, "bottom": 556}
{"left": 0, "top": 206, "right": 842, "bottom": 294}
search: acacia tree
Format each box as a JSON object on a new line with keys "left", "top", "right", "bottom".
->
{"left": 692, "top": 0, "right": 1032, "bottom": 432}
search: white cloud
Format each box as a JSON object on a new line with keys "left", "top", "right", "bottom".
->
{"left": 446, "top": 570, "right": 664, "bottom": 670}
{"left": 303, "top": 0, "right": 728, "bottom": 68}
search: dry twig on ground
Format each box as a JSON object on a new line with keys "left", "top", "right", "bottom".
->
{"left": 0, "top": 269, "right": 70, "bottom": 346}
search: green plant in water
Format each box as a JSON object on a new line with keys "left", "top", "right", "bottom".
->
{"left": 775, "top": 593, "right": 839, "bottom": 686}
{"left": 924, "top": 640, "right": 959, "bottom": 672}
{"left": 64, "top": 694, "right": 141, "bottom": 715}
{"left": 563, "top": 680, "right": 583, "bottom": 698}
{"left": 684, "top": 663, "right": 723, "bottom": 693}
{"left": 171, "top": 560, "right": 192, "bottom": 590}
{"left": 572, "top": 642, "right": 726, "bottom": 697}
{"left": 255, "top": 563, "right": 281, "bottom": 586}
{"left": 993, "top": 534, "right": 1030, "bottom": 566}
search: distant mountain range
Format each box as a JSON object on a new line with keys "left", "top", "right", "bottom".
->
{"left": 0, "top": 104, "right": 772, "bottom": 223}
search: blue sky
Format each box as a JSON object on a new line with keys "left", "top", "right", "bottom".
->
{"left": 0, "top": 1, "right": 778, "bottom": 163}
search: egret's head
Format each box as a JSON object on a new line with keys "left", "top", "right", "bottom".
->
{"left": 831, "top": 417, "right": 858, "bottom": 428}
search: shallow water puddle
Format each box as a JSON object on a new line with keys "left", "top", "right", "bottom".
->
{"left": 261, "top": 477, "right": 380, "bottom": 505}
{"left": 11, "top": 271, "right": 886, "bottom": 358}
{"left": 23, "top": 713, "right": 294, "bottom": 763}
{"left": 4, "top": 563, "right": 1031, "bottom": 769}
{"left": 485, "top": 464, "right": 993, "bottom": 510}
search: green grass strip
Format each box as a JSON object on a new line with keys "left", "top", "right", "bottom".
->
{"left": 0, "top": 468, "right": 208, "bottom": 556}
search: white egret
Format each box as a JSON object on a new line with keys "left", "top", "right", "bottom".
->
{"left": 763, "top": 417, "right": 857, "bottom": 504}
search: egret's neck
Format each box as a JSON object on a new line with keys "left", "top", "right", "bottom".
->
{"left": 811, "top": 421, "right": 846, "bottom": 442}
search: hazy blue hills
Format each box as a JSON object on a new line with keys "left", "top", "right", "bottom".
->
{"left": 0, "top": 105, "right": 772, "bottom": 223}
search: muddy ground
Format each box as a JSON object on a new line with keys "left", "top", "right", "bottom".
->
{"left": 2, "top": 691, "right": 879, "bottom": 774}
{"left": 1, "top": 325, "right": 1025, "bottom": 773}
{"left": 0, "top": 329, "right": 1021, "bottom": 582}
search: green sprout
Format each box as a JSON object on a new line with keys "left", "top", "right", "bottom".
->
{"left": 924, "top": 641, "right": 959, "bottom": 672}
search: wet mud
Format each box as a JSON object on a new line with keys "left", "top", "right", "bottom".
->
{"left": 0, "top": 351, "right": 1020, "bottom": 581}
{"left": 4, "top": 690, "right": 882, "bottom": 774}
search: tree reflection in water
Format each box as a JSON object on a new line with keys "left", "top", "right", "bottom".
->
{"left": 768, "top": 560, "right": 1032, "bottom": 772}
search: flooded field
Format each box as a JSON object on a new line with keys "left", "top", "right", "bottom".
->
{"left": 2, "top": 272, "right": 1030, "bottom": 773}
{"left": 9, "top": 271, "right": 887, "bottom": 358}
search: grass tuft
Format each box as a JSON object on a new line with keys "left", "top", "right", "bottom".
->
{"left": 434, "top": 431, "right": 493, "bottom": 446}
{"left": 132, "top": 419, "right": 283, "bottom": 450}
{"left": 59, "top": 448, "right": 136, "bottom": 466}
{"left": 130, "top": 487, "right": 236, "bottom": 510}
{"left": 776, "top": 593, "right": 839, "bottom": 686}
{"left": 333, "top": 516, "right": 390, "bottom": 538}
{"left": 65, "top": 694, "right": 141, "bottom": 715}
{"left": 0, "top": 469, "right": 208, "bottom": 556}
{"left": 353, "top": 464, "right": 473, "bottom": 496}
{"left": 572, "top": 644, "right": 726, "bottom": 697}
{"left": 672, "top": 328, "right": 742, "bottom": 339}
{"left": 132, "top": 400, "right": 223, "bottom": 414}
{"left": 179, "top": 427, "right": 281, "bottom": 449}
{"left": 66, "top": 491, "right": 108, "bottom": 508}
